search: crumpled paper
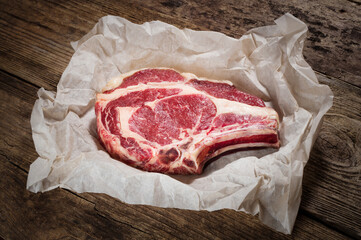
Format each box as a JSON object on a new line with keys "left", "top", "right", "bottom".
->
{"left": 27, "top": 13, "right": 333, "bottom": 234}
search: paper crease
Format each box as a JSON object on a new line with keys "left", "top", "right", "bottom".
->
{"left": 27, "top": 13, "right": 333, "bottom": 234}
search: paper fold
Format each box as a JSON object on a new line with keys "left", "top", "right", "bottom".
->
{"left": 27, "top": 13, "right": 333, "bottom": 234}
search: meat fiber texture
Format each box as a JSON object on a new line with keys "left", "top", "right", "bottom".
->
{"left": 96, "top": 68, "right": 280, "bottom": 174}
{"left": 27, "top": 14, "right": 333, "bottom": 234}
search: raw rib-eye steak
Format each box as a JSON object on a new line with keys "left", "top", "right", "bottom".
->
{"left": 95, "top": 68, "right": 280, "bottom": 174}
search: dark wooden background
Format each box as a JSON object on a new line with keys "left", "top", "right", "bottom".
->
{"left": 0, "top": 1, "right": 360, "bottom": 239}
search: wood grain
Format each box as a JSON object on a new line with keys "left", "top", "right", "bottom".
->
{"left": 136, "top": 0, "right": 361, "bottom": 87}
{"left": 0, "top": 0, "right": 202, "bottom": 91}
{"left": 0, "top": 72, "right": 38, "bottom": 171}
{"left": 0, "top": 157, "right": 351, "bottom": 240}
{"left": 302, "top": 74, "right": 361, "bottom": 238}
{"left": 0, "top": 0, "right": 360, "bottom": 91}
{"left": 0, "top": 160, "right": 151, "bottom": 239}
{"left": 0, "top": 66, "right": 357, "bottom": 239}
{"left": 0, "top": 0, "right": 360, "bottom": 239}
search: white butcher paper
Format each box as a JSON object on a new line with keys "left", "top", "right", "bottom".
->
{"left": 27, "top": 13, "right": 333, "bottom": 234}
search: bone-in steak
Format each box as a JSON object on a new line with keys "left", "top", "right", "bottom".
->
{"left": 95, "top": 68, "right": 280, "bottom": 174}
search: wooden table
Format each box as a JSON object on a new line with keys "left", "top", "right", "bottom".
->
{"left": 1, "top": 1, "right": 360, "bottom": 239}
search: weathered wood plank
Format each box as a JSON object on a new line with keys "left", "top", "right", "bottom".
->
{"left": 0, "top": 159, "right": 152, "bottom": 240}
{"left": 0, "top": 0, "right": 360, "bottom": 91}
{"left": 0, "top": 156, "right": 352, "bottom": 240}
{"left": 0, "top": 0, "right": 360, "bottom": 238}
{"left": 85, "top": 191, "right": 353, "bottom": 240}
{"left": 302, "top": 74, "right": 361, "bottom": 238}
{"left": 0, "top": 0, "right": 202, "bottom": 91}
{"left": 0, "top": 0, "right": 83, "bottom": 90}
{"left": 0, "top": 68, "right": 357, "bottom": 239}
{"left": 137, "top": 0, "right": 361, "bottom": 87}
{"left": 0, "top": 71, "right": 39, "bottom": 171}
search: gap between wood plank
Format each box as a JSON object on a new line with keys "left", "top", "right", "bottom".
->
{"left": 299, "top": 209, "right": 357, "bottom": 240}
{"left": 0, "top": 69, "right": 41, "bottom": 90}
{"left": 0, "top": 68, "right": 356, "bottom": 239}
{"left": 0, "top": 150, "right": 28, "bottom": 175}
{"left": 93, "top": 205, "right": 153, "bottom": 237}
{"left": 317, "top": 71, "right": 361, "bottom": 90}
